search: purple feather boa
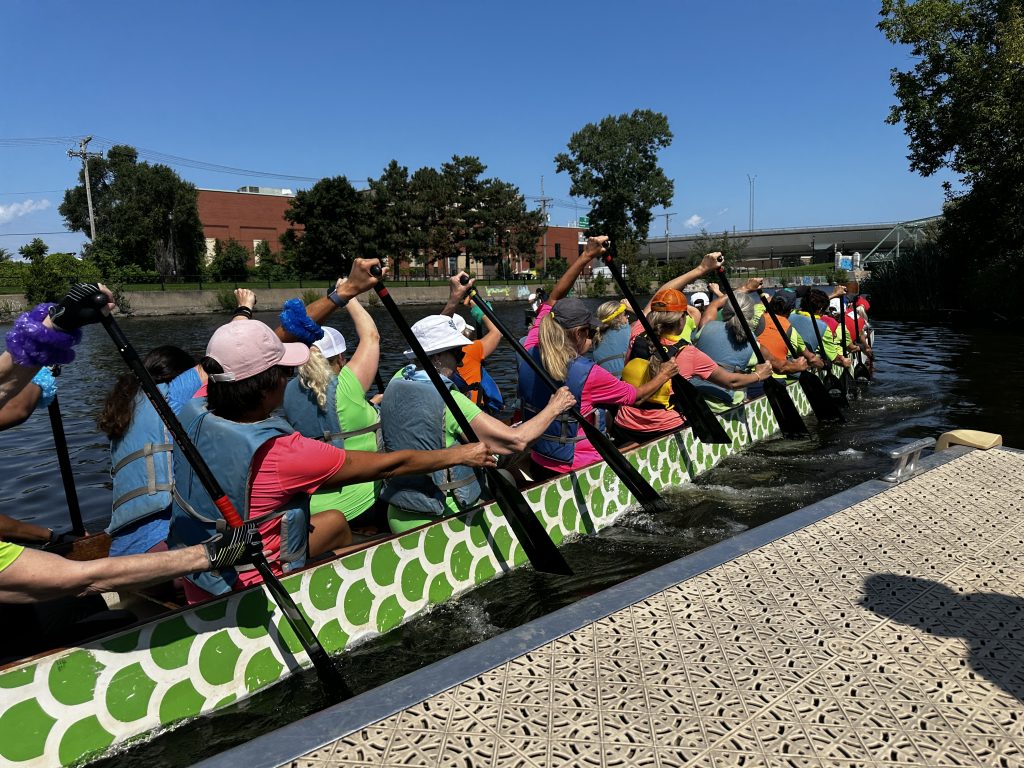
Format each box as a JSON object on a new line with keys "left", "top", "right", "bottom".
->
{"left": 4, "top": 303, "right": 82, "bottom": 367}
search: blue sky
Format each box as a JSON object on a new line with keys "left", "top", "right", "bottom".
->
{"left": 1, "top": 1, "right": 949, "bottom": 257}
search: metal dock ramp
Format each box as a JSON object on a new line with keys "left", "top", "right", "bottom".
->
{"left": 201, "top": 444, "right": 1024, "bottom": 767}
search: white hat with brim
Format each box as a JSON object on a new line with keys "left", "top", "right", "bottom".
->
{"left": 689, "top": 291, "right": 709, "bottom": 307}
{"left": 314, "top": 326, "right": 347, "bottom": 358}
{"left": 207, "top": 320, "right": 310, "bottom": 382}
{"left": 404, "top": 315, "right": 473, "bottom": 359}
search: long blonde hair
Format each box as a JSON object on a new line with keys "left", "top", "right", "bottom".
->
{"left": 642, "top": 310, "right": 684, "bottom": 377}
{"left": 297, "top": 346, "right": 334, "bottom": 409}
{"left": 538, "top": 313, "right": 579, "bottom": 382}
{"left": 592, "top": 300, "right": 627, "bottom": 347}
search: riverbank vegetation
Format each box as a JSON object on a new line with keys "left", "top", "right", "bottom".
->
{"left": 870, "top": 0, "right": 1024, "bottom": 320}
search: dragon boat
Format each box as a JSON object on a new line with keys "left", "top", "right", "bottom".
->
{"left": 0, "top": 383, "right": 812, "bottom": 767}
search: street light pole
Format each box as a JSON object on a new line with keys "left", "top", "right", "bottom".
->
{"left": 747, "top": 174, "right": 757, "bottom": 232}
{"left": 663, "top": 211, "right": 676, "bottom": 265}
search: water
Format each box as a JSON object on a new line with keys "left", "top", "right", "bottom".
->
{"left": 2, "top": 304, "right": 1022, "bottom": 766}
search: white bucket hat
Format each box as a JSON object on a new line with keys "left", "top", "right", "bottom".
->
{"left": 404, "top": 315, "right": 472, "bottom": 358}
{"left": 314, "top": 326, "right": 347, "bottom": 358}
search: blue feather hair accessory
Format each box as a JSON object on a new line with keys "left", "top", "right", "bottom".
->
{"left": 279, "top": 298, "right": 325, "bottom": 345}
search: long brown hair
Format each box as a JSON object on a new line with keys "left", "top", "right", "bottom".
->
{"left": 97, "top": 346, "right": 196, "bottom": 439}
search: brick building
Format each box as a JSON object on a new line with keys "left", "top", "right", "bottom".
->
{"left": 196, "top": 187, "right": 299, "bottom": 265}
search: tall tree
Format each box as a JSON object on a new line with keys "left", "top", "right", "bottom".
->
{"left": 363, "top": 160, "right": 417, "bottom": 266}
{"left": 879, "top": 0, "right": 1024, "bottom": 312}
{"left": 554, "top": 110, "right": 674, "bottom": 247}
{"left": 283, "top": 176, "right": 367, "bottom": 278}
{"left": 59, "top": 145, "right": 205, "bottom": 277}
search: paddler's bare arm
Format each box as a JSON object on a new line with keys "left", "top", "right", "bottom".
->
{"left": 343, "top": 298, "right": 382, "bottom": 392}
{"left": 470, "top": 386, "right": 577, "bottom": 453}
{"left": 644, "top": 252, "right": 723, "bottom": 315}
{"left": 548, "top": 236, "right": 608, "bottom": 305}
{"left": 322, "top": 443, "right": 496, "bottom": 486}
{"left": 274, "top": 258, "right": 383, "bottom": 342}
{"left": 0, "top": 545, "right": 208, "bottom": 604}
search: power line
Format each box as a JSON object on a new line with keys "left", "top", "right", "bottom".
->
{"left": 0, "top": 190, "right": 62, "bottom": 196}
{"left": 0, "top": 231, "right": 75, "bottom": 237}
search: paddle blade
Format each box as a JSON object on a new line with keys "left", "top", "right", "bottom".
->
{"left": 486, "top": 468, "right": 573, "bottom": 576}
{"left": 669, "top": 375, "right": 730, "bottom": 444}
{"left": 763, "top": 378, "right": 809, "bottom": 438}
{"left": 822, "top": 370, "right": 850, "bottom": 408}
{"left": 798, "top": 370, "right": 845, "bottom": 423}
{"left": 575, "top": 418, "right": 668, "bottom": 514}
{"left": 854, "top": 361, "right": 871, "bottom": 382}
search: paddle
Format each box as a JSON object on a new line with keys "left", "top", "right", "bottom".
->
{"left": 759, "top": 294, "right": 845, "bottom": 423}
{"left": 715, "top": 269, "right": 809, "bottom": 438}
{"left": 45, "top": 368, "right": 85, "bottom": 537}
{"left": 370, "top": 267, "right": 572, "bottom": 576}
{"left": 458, "top": 276, "right": 667, "bottom": 514}
{"left": 807, "top": 309, "right": 849, "bottom": 407}
{"left": 97, "top": 309, "right": 350, "bottom": 697}
{"left": 599, "top": 249, "right": 730, "bottom": 445}
{"left": 852, "top": 297, "right": 871, "bottom": 382}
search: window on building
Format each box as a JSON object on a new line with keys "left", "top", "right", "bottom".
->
{"left": 204, "top": 238, "right": 217, "bottom": 267}
{"left": 554, "top": 243, "right": 561, "bottom": 260}
{"left": 253, "top": 240, "right": 267, "bottom": 267}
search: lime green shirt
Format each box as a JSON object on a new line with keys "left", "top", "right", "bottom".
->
{"left": 310, "top": 366, "right": 382, "bottom": 521}
{"left": 0, "top": 541, "right": 24, "bottom": 573}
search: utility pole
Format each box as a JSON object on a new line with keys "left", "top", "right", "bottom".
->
{"left": 538, "top": 175, "right": 552, "bottom": 273}
{"left": 747, "top": 174, "right": 757, "bottom": 232}
{"left": 67, "top": 136, "right": 102, "bottom": 240}
{"left": 662, "top": 212, "right": 676, "bottom": 265}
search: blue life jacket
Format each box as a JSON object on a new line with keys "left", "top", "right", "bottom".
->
{"left": 106, "top": 386, "right": 174, "bottom": 535}
{"left": 692, "top": 321, "right": 755, "bottom": 404}
{"left": 590, "top": 324, "right": 630, "bottom": 378}
{"left": 282, "top": 375, "right": 381, "bottom": 448}
{"left": 168, "top": 398, "right": 310, "bottom": 596}
{"left": 518, "top": 348, "right": 593, "bottom": 463}
{"left": 379, "top": 366, "right": 482, "bottom": 516}
{"left": 450, "top": 366, "right": 504, "bottom": 416}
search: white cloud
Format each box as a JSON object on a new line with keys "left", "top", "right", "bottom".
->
{"left": 684, "top": 214, "right": 705, "bottom": 229}
{"left": 0, "top": 199, "right": 51, "bottom": 226}
{"left": 717, "top": 208, "right": 729, "bottom": 216}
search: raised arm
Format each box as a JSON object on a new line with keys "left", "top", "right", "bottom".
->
{"left": 548, "top": 236, "right": 608, "bottom": 305}
{"left": 643, "top": 251, "right": 723, "bottom": 314}
{"left": 276, "top": 258, "right": 383, "bottom": 342}
{"left": 343, "top": 299, "right": 381, "bottom": 392}
{"left": 477, "top": 313, "right": 503, "bottom": 358}
{"left": 441, "top": 271, "right": 471, "bottom": 317}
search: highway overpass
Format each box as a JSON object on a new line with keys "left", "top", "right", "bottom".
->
{"left": 640, "top": 216, "right": 940, "bottom": 267}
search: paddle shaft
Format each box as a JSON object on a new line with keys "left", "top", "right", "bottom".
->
{"left": 715, "top": 269, "right": 809, "bottom": 437}
{"left": 759, "top": 294, "right": 844, "bottom": 423}
{"left": 46, "top": 392, "right": 85, "bottom": 536}
{"left": 457, "top": 278, "right": 664, "bottom": 510}
{"left": 370, "top": 270, "right": 572, "bottom": 575}
{"left": 98, "top": 313, "right": 349, "bottom": 697}
{"left": 600, "top": 251, "right": 729, "bottom": 444}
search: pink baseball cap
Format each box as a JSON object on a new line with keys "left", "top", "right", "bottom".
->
{"left": 206, "top": 320, "right": 309, "bottom": 382}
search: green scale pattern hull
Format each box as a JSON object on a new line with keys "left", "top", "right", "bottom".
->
{"left": 0, "top": 385, "right": 810, "bottom": 767}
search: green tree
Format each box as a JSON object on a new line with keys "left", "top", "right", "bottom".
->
{"left": 23, "top": 241, "right": 102, "bottom": 304}
{"left": 363, "top": 160, "right": 417, "bottom": 266}
{"left": 554, "top": 110, "right": 674, "bottom": 248}
{"left": 879, "top": 0, "right": 1024, "bottom": 314}
{"left": 0, "top": 247, "right": 11, "bottom": 263}
{"left": 685, "top": 230, "right": 750, "bottom": 273}
{"left": 283, "top": 176, "right": 367, "bottom": 278}
{"left": 59, "top": 145, "right": 205, "bottom": 277}
{"left": 206, "top": 238, "right": 250, "bottom": 281}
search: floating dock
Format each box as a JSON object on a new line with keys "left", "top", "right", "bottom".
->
{"left": 201, "top": 443, "right": 1024, "bottom": 768}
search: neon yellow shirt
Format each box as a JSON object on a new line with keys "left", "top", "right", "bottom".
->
{"left": 0, "top": 541, "right": 24, "bottom": 573}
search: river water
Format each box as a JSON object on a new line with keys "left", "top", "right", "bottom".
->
{"left": 2, "top": 303, "right": 1022, "bottom": 766}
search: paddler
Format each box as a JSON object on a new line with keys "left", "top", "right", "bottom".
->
{"left": 613, "top": 286, "right": 772, "bottom": 443}
{"left": 440, "top": 272, "right": 505, "bottom": 416}
{"left": 168, "top": 260, "right": 497, "bottom": 603}
{"left": 282, "top": 286, "right": 386, "bottom": 531}
{"left": 379, "top": 314, "right": 576, "bottom": 533}
{"left": 518, "top": 236, "right": 678, "bottom": 479}
{"left": 756, "top": 289, "right": 823, "bottom": 376}
{"left": 590, "top": 299, "right": 632, "bottom": 378}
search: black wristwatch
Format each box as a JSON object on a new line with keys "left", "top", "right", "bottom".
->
{"left": 327, "top": 286, "right": 350, "bottom": 308}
